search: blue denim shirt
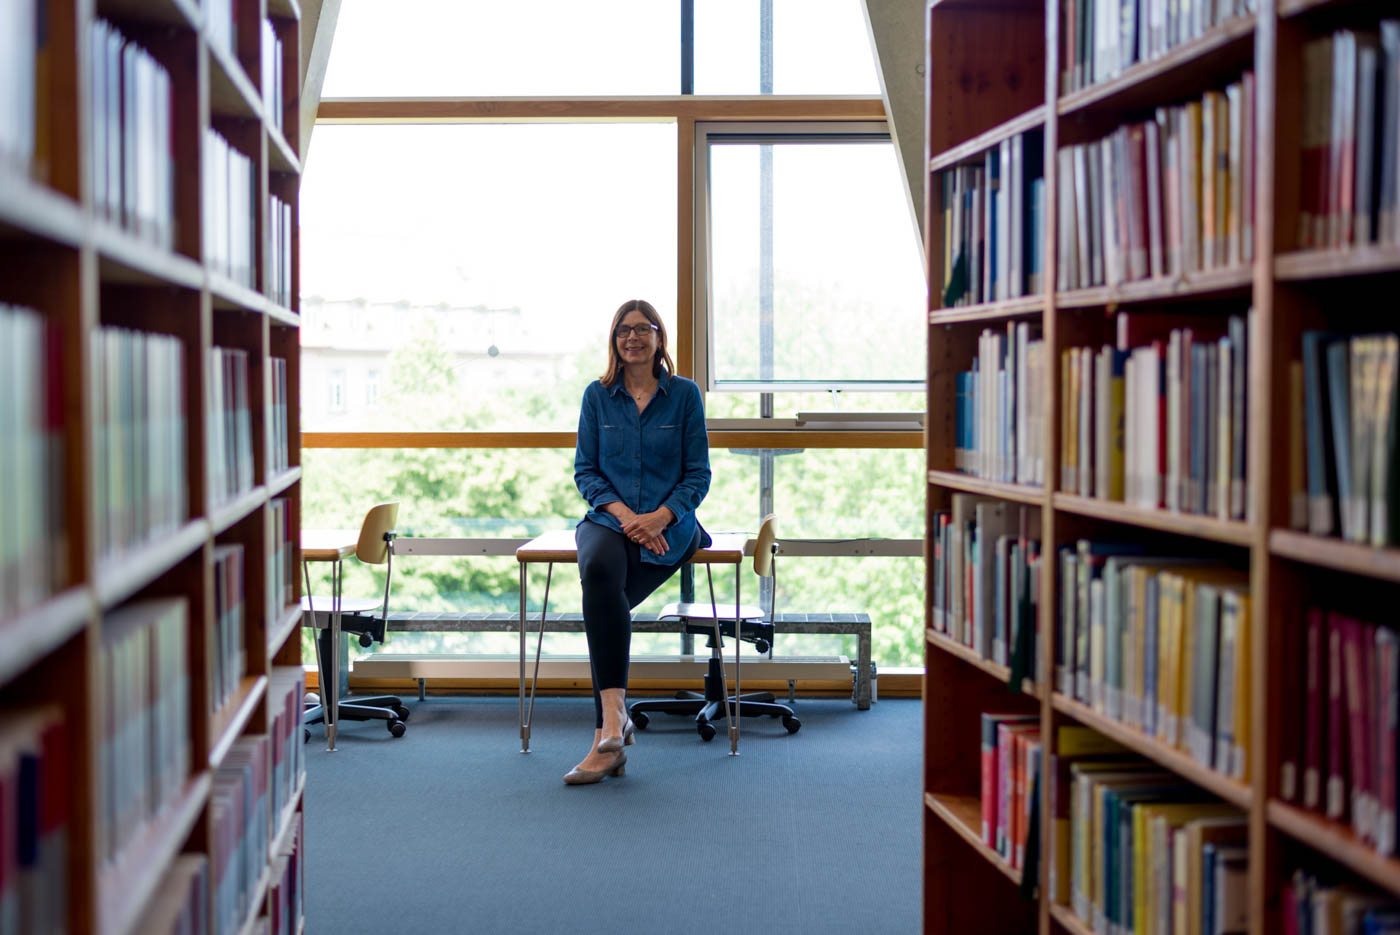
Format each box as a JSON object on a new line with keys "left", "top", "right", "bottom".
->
{"left": 574, "top": 372, "right": 711, "bottom": 565}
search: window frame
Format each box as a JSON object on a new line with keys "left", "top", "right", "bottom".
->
{"left": 692, "top": 120, "right": 925, "bottom": 396}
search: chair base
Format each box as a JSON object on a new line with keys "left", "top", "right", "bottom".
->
{"left": 304, "top": 694, "right": 409, "bottom": 738}
{"left": 627, "top": 656, "right": 801, "bottom": 741}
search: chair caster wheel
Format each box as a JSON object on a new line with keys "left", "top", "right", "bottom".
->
{"left": 393, "top": 705, "right": 410, "bottom": 721}
{"left": 303, "top": 729, "right": 310, "bottom": 744}
{"left": 698, "top": 721, "right": 716, "bottom": 742}
{"left": 632, "top": 711, "right": 649, "bottom": 730}
{"left": 358, "top": 631, "right": 373, "bottom": 648}
{"left": 754, "top": 639, "right": 770, "bottom": 654}
{"left": 782, "top": 716, "right": 801, "bottom": 734}
{"left": 388, "top": 719, "right": 406, "bottom": 738}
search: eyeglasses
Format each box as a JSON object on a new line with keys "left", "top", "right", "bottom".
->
{"left": 615, "top": 323, "right": 659, "bottom": 340}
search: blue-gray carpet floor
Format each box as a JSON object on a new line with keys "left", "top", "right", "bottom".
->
{"left": 304, "top": 694, "right": 921, "bottom": 935}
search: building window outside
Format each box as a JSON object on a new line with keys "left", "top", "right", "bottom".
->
{"left": 366, "top": 369, "right": 380, "bottom": 408}
{"left": 328, "top": 369, "right": 345, "bottom": 413}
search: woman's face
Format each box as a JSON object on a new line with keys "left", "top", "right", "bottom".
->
{"left": 615, "top": 310, "right": 658, "bottom": 368}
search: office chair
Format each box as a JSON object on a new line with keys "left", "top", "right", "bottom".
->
{"left": 628, "top": 515, "right": 800, "bottom": 743}
{"left": 303, "top": 502, "right": 410, "bottom": 738}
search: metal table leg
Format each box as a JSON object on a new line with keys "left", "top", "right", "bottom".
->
{"left": 519, "top": 562, "right": 552, "bottom": 753}
{"left": 519, "top": 563, "right": 528, "bottom": 753}
{"left": 328, "top": 558, "right": 342, "bottom": 751}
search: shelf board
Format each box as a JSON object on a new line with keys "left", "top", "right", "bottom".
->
{"left": 93, "top": 224, "right": 203, "bottom": 290}
{"left": 925, "top": 792, "right": 1023, "bottom": 886}
{"left": 0, "top": 170, "right": 84, "bottom": 247}
{"left": 97, "top": 0, "right": 202, "bottom": 31}
{"left": 209, "top": 675, "right": 269, "bottom": 769}
{"left": 269, "top": 775, "right": 305, "bottom": 861}
{"left": 208, "top": 41, "right": 263, "bottom": 120}
{"left": 267, "top": 302, "right": 300, "bottom": 327}
{"left": 268, "top": 466, "right": 301, "bottom": 497}
{"left": 1056, "top": 265, "right": 1253, "bottom": 309}
{"left": 929, "top": 105, "right": 1047, "bottom": 174}
{"left": 1057, "top": 15, "right": 1256, "bottom": 118}
{"left": 1269, "top": 529, "right": 1400, "bottom": 583}
{"left": 235, "top": 863, "right": 273, "bottom": 935}
{"left": 0, "top": 587, "right": 95, "bottom": 688}
{"left": 1275, "top": 246, "right": 1400, "bottom": 282}
{"left": 928, "top": 470, "right": 1046, "bottom": 506}
{"left": 1268, "top": 800, "right": 1400, "bottom": 894}
{"left": 95, "top": 520, "right": 207, "bottom": 610}
{"left": 927, "top": 629, "right": 1039, "bottom": 696}
{"left": 99, "top": 771, "right": 212, "bottom": 935}
{"left": 1052, "top": 493, "right": 1255, "bottom": 546}
{"left": 211, "top": 486, "right": 268, "bottom": 535}
{"left": 267, "top": 123, "right": 301, "bottom": 175}
{"left": 267, "top": 603, "right": 302, "bottom": 660}
{"left": 1050, "top": 904, "right": 1096, "bottom": 935}
{"left": 267, "top": 0, "right": 302, "bottom": 20}
{"left": 930, "top": 295, "right": 1044, "bottom": 325}
{"left": 1052, "top": 694, "right": 1252, "bottom": 808}
{"left": 209, "top": 273, "right": 270, "bottom": 315}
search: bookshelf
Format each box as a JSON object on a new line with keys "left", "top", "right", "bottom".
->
{"left": 923, "top": 0, "right": 1400, "bottom": 932}
{"left": 0, "top": 0, "right": 307, "bottom": 933}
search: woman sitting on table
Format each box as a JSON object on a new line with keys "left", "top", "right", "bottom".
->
{"left": 567, "top": 298, "right": 711, "bottom": 785}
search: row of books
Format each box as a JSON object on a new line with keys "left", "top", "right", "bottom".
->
{"left": 1056, "top": 543, "right": 1253, "bottom": 782}
{"left": 1061, "top": 311, "right": 1251, "bottom": 520}
{"left": 1285, "top": 870, "right": 1400, "bottom": 934}
{"left": 1292, "top": 331, "right": 1400, "bottom": 546}
{"left": 0, "top": 0, "right": 44, "bottom": 180}
{"left": 1061, "top": 0, "right": 1254, "bottom": 95}
{"left": 1279, "top": 610, "right": 1400, "bottom": 858}
{"left": 265, "top": 812, "right": 303, "bottom": 935}
{"left": 261, "top": 19, "right": 285, "bottom": 135}
{"left": 100, "top": 598, "right": 191, "bottom": 866}
{"left": 1299, "top": 25, "right": 1400, "bottom": 251}
{"left": 0, "top": 304, "right": 64, "bottom": 620}
{"left": 954, "top": 323, "right": 1048, "bottom": 486}
{"left": 90, "top": 19, "right": 175, "bottom": 249}
{"left": 208, "top": 0, "right": 239, "bottom": 60}
{"left": 93, "top": 326, "right": 188, "bottom": 563}
{"left": 979, "top": 713, "right": 1043, "bottom": 872}
{"left": 132, "top": 854, "right": 209, "bottom": 935}
{"left": 210, "top": 346, "right": 254, "bottom": 507}
{"left": 212, "top": 734, "right": 269, "bottom": 935}
{"left": 0, "top": 707, "right": 69, "bottom": 935}
{"left": 1060, "top": 754, "right": 1247, "bottom": 935}
{"left": 937, "top": 130, "right": 1046, "bottom": 307}
{"left": 1058, "top": 74, "right": 1257, "bottom": 292}
{"left": 269, "top": 356, "right": 290, "bottom": 476}
{"left": 268, "top": 497, "right": 294, "bottom": 621}
{"left": 212, "top": 545, "right": 247, "bottom": 716}
{"left": 204, "top": 129, "right": 258, "bottom": 289}
{"left": 930, "top": 496, "right": 1042, "bottom": 677}
{"left": 267, "top": 668, "right": 305, "bottom": 824}
{"left": 267, "top": 194, "right": 294, "bottom": 309}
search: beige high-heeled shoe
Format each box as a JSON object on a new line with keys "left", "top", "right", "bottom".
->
{"left": 562, "top": 751, "right": 627, "bottom": 785}
{"left": 596, "top": 716, "right": 635, "bottom": 754}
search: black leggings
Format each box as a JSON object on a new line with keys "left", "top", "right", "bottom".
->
{"left": 576, "top": 520, "right": 701, "bottom": 728}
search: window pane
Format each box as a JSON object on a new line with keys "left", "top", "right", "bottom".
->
{"left": 302, "top": 445, "right": 924, "bottom": 667}
{"left": 705, "top": 390, "right": 925, "bottom": 419}
{"left": 300, "top": 124, "right": 677, "bottom": 431}
{"left": 321, "top": 0, "right": 679, "bottom": 97}
{"left": 694, "top": 0, "right": 881, "bottom": 95}
{"left": 707, "top": 138, "right": 925, "bottom": 387}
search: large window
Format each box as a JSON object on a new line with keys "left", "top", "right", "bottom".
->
{"left": 299, "top": 123, "right": 677, "bottom": 432}
{"left": 697, "top": 124, "right": 925, "bottom": 394}
{"left": 693, "top": 0, "right": 881, "bottom": 95}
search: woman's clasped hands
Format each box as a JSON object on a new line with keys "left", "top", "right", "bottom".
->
{"left": 616, "top": 505, "right": 673, "bottom": 555}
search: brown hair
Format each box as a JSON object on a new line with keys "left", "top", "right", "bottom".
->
{"left": 600, "top": 299, "right": 675, "bottom": 386}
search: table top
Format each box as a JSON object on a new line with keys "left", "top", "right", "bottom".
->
{"left": 302, "top": 529, "right": 358, "bottom": 562}
{"left": 516, "top": 530, "right": 747, "bottom": 564}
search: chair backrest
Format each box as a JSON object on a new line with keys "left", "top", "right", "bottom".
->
{"left": 752, "top": 514, "right": 778, "bottom": 579}
{"left": 355, "top": 502, "right": 399, "bottom": 565}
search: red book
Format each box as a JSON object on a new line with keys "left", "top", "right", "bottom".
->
{"left": 981, "top": 713, "right": 1036, "bottom": 847}
{"left": 1303, "top": 608, "right": 1326, "bottom": 810}
{"left": 1326, "top": 612, "right": 1349, "bottom": 822}
{"left": 1378, "top": 627, "right": 1398, "bottom": 855}
{"left": 1342, "top": 617, "right": 1373, "bottom": 840}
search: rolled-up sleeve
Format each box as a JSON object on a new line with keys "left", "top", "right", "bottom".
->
{"left": 661, "top": 383, "right": 710, "bottom": 523}
{"left": 574, "top": 386, "right": 621, "bottom": 509}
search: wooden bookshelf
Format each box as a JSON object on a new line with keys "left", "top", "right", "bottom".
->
{"left": 0, "top": 1, "right": 308, "bottom": 933}
{"left": 923, "top": 0, "right": 1400, "bottom": 931}
{"left": 927, "top": 628, "right": 1041, "bottom": 698}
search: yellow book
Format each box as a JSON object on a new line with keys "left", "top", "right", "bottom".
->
{"left": 1211, "top": 89, "right": 1230, "bottom": 269}
{"left": 1066, "top": 761, "right": 1152, "bottom": 913}
{"left": 1136, "top": 802, "right": 1241, "bottom": 935}
{"left": 1158, "top": 571, "right": 1182, "bottom": 746}
{"left": 1184, "top": 816, "right": 1247, "bottom": 935}
{"left": 1182, "top": 101, "right": 1203, "bottom": 272}
{"left": 1062, "top": 349, "right": 1073, "bottom": 491}
{"left": 1178, "top": 574, "right": 1198, "bottom": 752}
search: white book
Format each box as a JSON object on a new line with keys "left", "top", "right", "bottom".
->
{"left": 1217, "top": 336, "right": 1233, "bottom": 520}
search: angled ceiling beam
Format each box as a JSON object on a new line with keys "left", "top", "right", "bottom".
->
{"left": 299, "top": 0, "right": 342, "bottom": 158}
{"left": 861, "top": 0, "right": 926, "bottom": 260}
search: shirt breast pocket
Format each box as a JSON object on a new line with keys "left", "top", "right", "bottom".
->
{"left": 601, "top": 424, "right": 622, "bottom": 457}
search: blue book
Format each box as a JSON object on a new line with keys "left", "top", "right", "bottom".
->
{"left": 1325, "top": 338, "right": 1354, "bottom": 540}
{"left": 1301, "top": 331, "right": 1339, "bottom": 535}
